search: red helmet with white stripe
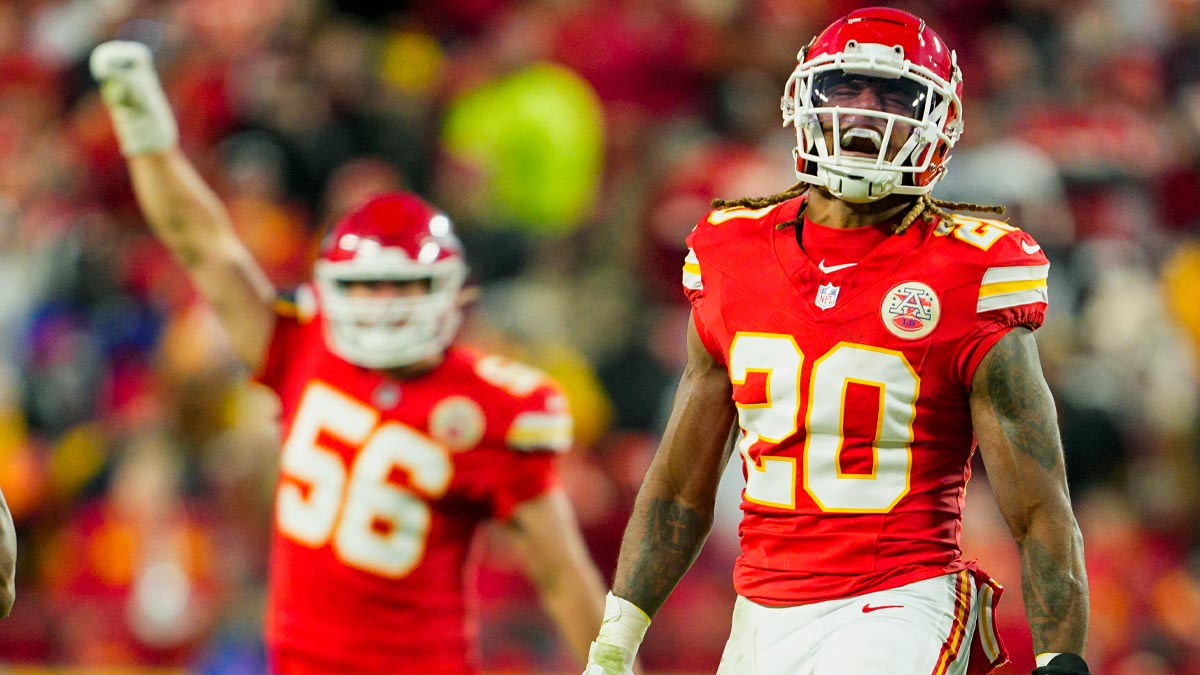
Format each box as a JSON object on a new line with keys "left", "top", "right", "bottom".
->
{"left": 315, "top": 192, "right": 467, "bottom": 368}
{"left": 781, "top": 7, "right": 963, "bottom": 202}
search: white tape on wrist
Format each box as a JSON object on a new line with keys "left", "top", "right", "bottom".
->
{"left": 594, "top": 592, "right": 651, "bottom": 655}
{"left": 89, "top": 41, "right": 179, "bottom": 156}
{"left": 1035, "top": 653, "right": 1062, "bottom": 668}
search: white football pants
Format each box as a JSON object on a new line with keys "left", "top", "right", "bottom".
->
{"left": 716, "top": 571, "right": 980, "bottom": 675}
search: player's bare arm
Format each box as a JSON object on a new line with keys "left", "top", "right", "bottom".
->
{"left": 0, "top": 487, "right": 15, "bottom": 618}
{"left": 970, "top": 328, "right": 1089, "bottom": 659}
{"left": 91, "top": 42, "right": 275, "bottom": 371}
{"left": 612, "top": 318, "right": 736, "bottom": 615}
{"left": 584, "top": 317, "right": 736, "bottom": 675}
{"left": 503, "top": 487, "right": 608, "bottom": 665}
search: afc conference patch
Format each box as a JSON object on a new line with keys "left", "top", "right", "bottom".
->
{"left": 881, "top": 281, "right": 941, "bottom": 339}
{"left": 815, "top": 283, "right": 840, "bottom": 310}
{"left": 429, "top": 395, "right": 486, "bottom": 452}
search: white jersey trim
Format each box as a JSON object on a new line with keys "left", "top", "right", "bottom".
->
{"left": 977, "top": 288, "right": 1049, "bottom": 313}
{"left": 980, "top": 264, "right": 1049, "bottom": 284}
{"left": 682, "top": 248, "right": 703, "bottom": 290}
{"left": 977, "top": 263, "right": 1050, "bottom": 313}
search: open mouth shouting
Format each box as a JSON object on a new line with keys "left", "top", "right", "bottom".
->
{"left": 839, "top": 127, "right": 884, "bottom": 156}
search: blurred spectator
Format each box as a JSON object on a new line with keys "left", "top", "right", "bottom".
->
{"left": 0, "top": 0, "right": 1197, "bottom": 673}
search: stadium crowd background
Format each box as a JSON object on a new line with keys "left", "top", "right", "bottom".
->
{"left": 0, "top": 0, "right": 1198, "bottom": 673}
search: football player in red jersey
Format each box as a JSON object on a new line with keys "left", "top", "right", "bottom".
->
{"left": 89, "top": 41, "right": 609, "bottom": 675}
{"left": 584, "top": 8, "right": 1090, "bottom": 675}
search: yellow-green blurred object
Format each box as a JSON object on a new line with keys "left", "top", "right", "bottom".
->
{"left": 49, "top": 423, "right": 107, "bottom": 500}
{"left": 441, "top": 63, "right": 605, "bottom": 234}
{"left": 380, "top": 29, "right": 445, "bottom": 96}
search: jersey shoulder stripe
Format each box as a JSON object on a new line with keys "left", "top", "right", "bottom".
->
{"left": 977, "top": 264, "right": 1049, "bottom": 312}
{"left": 506, "top": 410, "right": 573, "bottom": 453}
{"left": 682, "top": 248, "right": 703, "bottom": 290}
{"left": 705, "top": 203, "right": 785, "bottom": 225}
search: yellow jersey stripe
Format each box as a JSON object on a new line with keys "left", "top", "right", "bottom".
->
{"left": 507, "top": 412, "right": 573, "bottom": 452}
{"left": 683, "top": 248, "right": 704, "bottom": 290}
{"left": 979, "top": 278, "right": 1048, "bottom": 298}
{"left": 977, "top": 288, "right": 1049, "bottom": 313}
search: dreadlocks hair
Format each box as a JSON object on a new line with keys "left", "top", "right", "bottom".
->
{"left": 711, "top": 186, "right": 1006, "bottom": 234}
{"left": 894, "top": 194, "right": 1007, "bottom": 234}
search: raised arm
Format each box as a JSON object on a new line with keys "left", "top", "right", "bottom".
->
{"left": 90, "top": 42, "right": 276, "bottom": 371}
{"left": 503, "top": 487, "right": 609, "bottom": 665}
{"left": 0, "top": 487, "right": 15, "bottom": 618}
{"left": 970, "top": 328, "right": 1090, "bottom": 673}
{"left": 585, "top": 317, "right": 737, "bottom": 675}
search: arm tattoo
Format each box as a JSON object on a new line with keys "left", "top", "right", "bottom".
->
{"left": 980, "top": 330, "right": 1089, "bottom": 653}
{"left": 616, "top": 498, "right": 709, "bottom": 615}
{"left": 1020, "top": 538, "right": 1080, "bottom": 638}
{"left": 1019, "top": 535, "right": 1089, "bottom": 652}
{"left": 984, "top": 334, "right": 1059, "bottom": 471}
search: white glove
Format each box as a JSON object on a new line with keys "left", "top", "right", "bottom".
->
{"left": 89, "top": 40, "right": 179, "bottom": 156}
{"left": 582, "top": 592, "right": 650, "bottom": 675}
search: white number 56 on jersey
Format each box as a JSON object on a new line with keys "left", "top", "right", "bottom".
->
{"left": 276, "top": 383, "right": 453, "bottom": 578}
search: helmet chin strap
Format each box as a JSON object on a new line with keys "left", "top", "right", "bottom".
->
{"left": 816, "top": 163, "right": 902, "bottom": 203}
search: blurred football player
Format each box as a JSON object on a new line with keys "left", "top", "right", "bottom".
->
{"left": 91, "top": 41, "right": 607, "bottom": 675}
{"left": 584, "top": 8, "right": 1090, "bottom": 675}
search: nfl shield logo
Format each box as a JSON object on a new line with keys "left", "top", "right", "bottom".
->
{"left": 815, "top": 283, "right": 840, "bottom": 310}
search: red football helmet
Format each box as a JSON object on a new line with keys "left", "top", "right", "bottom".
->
{"left": 314, "top": 192, "right": 468, "bottom": 369}
{"left": 781, "top": 7, "right": 963, "bottom": 202}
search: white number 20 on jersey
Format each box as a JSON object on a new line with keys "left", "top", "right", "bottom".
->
{"left": 729, "top": 334, "right": 919, "bottom": 513}
{"left": 276, "top": 383, "right": 453, "bottom": 577}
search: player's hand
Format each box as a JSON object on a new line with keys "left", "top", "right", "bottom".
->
{"left": 89, "top": 40, "right": 179, "bottom": 156}
{"left": 1032, "top": 653, "right": 1090, "bottom": 675}
{"left": 582, "top": 641, "right": 636, "bottom": 675}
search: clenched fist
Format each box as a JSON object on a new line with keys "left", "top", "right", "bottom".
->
{"left": 89, "top": 41, "right": 178, "bottom": 156}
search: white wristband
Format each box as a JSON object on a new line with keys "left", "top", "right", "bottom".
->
{"left": 89, "top": 41, "right": 179, "bottom": 156}
{"left": 1035, "top": 653, "right": 1062, "bottom": 667}
{"left": 596, "top": 592, "right": 651, "bottom": 652}
{"left": 587, "top": 593, "right": 650, "bottom": 674}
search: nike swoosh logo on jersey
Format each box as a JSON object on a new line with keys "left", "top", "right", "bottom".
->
{"left": 818, "top": 259, "right": 858, "bottom": 274}
{"left": 1021, "top": 241, "right": 1042, "bottom": 255}
{"left": 861, "top": 603, "right": 904, "bottom": 613}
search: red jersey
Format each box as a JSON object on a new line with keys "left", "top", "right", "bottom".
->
{"left": 683, "top": 197, "right": 1048, "bottom": 605}
{"left": 255, "top": 286, "right": 572, "bottom": 675}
